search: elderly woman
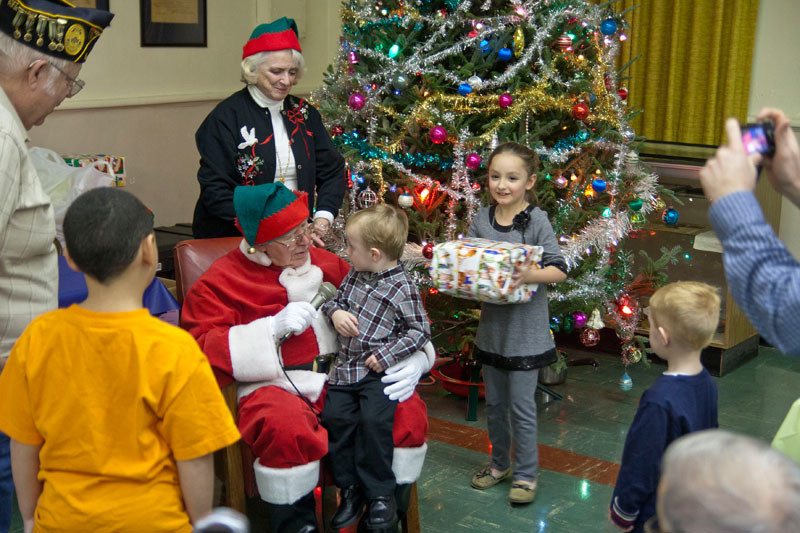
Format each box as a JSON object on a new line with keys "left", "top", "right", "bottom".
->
{"left": 182, "top": 183, "right": 433, "bottom": 533}
{"left": 192, "top": 17, "right": 345, "bottom": 243}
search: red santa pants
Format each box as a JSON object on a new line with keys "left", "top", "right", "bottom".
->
{"left": 238, "top": 384, "right": 428, "bottom": 468}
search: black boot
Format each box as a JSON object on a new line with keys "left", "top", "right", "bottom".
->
{"left": 268, "top": 492, "right": 318, "bottom": 533}
{"left": 394, "top": 483, "right": 413, "bottom": 516}
{"left": 331, "top": 484, "right": 365, "bottom": 529}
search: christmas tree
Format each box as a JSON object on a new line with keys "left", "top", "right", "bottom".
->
{"left": 313, "top": 0, "right": 679, "bottom": 363}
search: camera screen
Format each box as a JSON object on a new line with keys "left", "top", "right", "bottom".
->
{"left": 742, "top": 125, "right": 769, "bottom": 155}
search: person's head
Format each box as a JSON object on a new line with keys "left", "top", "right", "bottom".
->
{"left": 0, "top": 0, "right": 113, "bottom": 129}
{"left": 656, "top": 429, "right": 800, "bottom": 533}
{"left": 647, "top": 281, "right": 720, "bottom": 357}
{"left": 63, "top": 188, "right": 155, "bottom": 285}
{"left": 486, "top": 142, "right": 539, "bottom": 210}
{"left": 233, "top": 182, "right": 311, "bottom": 269}
{"left": 344, "top": 204, "right": 408, "bottom": 272}
{"left": 240, "top": 17, "right": 305, "bottom": 101}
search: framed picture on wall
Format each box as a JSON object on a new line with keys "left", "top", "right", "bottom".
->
{"left": 69, "top": 0, "right": 110, "bottom": 9}
{"left": 140, "top": 0, "right": 206, "bottom": 47}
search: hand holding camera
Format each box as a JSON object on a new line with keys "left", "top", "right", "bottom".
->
{"left": 753, "top": 108, "right": 800, "bottom": 207}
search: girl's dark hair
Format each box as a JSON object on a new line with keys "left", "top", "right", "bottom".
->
{"left": 486, "top": 142, "right": 541, "bottom": 205}
{"left": 63, "top": 188, "right": 154, "bottom": 284}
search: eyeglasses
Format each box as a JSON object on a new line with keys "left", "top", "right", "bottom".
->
{"left": 47, "top": 61, "right": 85, "bottom": 97}
{"left": 28, "top": 60, "right": 85, "bottom": 97}
{"left": 271, "top": 224, "right": 313, "bottom": 249}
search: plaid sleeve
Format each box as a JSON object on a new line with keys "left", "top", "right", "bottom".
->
{"left": 372, "top": 277, "right": 431, "bottom": 369}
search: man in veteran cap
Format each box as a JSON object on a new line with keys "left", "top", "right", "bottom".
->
{"left": 0, "top": 1, "right": 113, "bottom": 530}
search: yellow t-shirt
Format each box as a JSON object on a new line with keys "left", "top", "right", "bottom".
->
{"left": 0, "top": 305, "right": 240, "bottom": 532}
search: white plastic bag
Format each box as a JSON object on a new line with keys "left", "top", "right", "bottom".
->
{"left": 29, "top": 147, "right": 115, "bottom": 246}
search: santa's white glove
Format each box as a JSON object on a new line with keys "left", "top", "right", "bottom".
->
{"left": 272, "top": 302, "right": 317, "bottom": 341}
{"left": 382, "top": 345, "right": 433, "bottom": 402}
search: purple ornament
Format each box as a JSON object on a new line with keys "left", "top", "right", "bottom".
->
{"left": 573, "top": 311, "right": 588, "bottom": 329}
{"left": 348, "top": 93, "right": 366, "bottom": 111}
{"left": 429, "top": 126, "right": 448, "bottom": 144}
{"left": 498, "top": 93, "right": 513, "bottom": 109}
{"left": 348, "top": 51, "right": 358, "bottom": 65}
{"left": 465, "top": 153, "right": 482, "bottom": 169}
{"left": 553, "top": 175, "right": 569, "bottom": 189}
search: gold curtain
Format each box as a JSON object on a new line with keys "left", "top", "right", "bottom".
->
{"left": 616, "top": 0, "right": 760, "bottom": 145}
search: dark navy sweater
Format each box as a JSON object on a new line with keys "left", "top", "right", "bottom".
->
{"left": 610, "top": 369, "right": 718, "bottom": 532}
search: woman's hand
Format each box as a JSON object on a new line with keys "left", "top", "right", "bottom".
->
{"left": 310, "top": 218, "right": 331, "bottom": 247}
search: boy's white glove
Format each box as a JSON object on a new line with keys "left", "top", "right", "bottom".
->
{"left": 382, "top": 344, "right": 433, "bottom": 402}
{"left": 272, "top": 302, "right": 317, "bottom": 341}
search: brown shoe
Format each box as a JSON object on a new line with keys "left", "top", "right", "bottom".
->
{"left": 509, "top": 480, "right": 537, "bottom": 504}
{"left": 471, "top": 465, "right": 512, "bottom": 489}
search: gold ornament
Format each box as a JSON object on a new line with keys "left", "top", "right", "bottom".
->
{"left": 513, "top": 27, "right": 525, "bottom": 58}
{"left": 587, "top": 308, "right": 604, "bottom": 329}
{"left": 247, "top": 247, "right": 256, "bottom": 254}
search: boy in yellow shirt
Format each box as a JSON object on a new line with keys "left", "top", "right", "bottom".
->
{"left": 0, "top": 188, "right": 240, "bottom": 532}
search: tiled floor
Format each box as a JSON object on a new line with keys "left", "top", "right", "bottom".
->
{"left": 9, "top": 345, "right": 800, "bottom": 532}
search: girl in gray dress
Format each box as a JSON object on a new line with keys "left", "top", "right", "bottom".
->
{"left": 468, "top": 143, "right": 568, "bottom": 504}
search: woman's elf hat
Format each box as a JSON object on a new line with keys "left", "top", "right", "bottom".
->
{"left": 234, "top": 183, "right": 309, "bottom": 251}
{"left": 242, "top": 16, "right": 301, "bottom": 59}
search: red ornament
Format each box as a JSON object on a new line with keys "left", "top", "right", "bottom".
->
{"left": 468, "top": 30, "right": 478, "bottom": 38}
{"left": 498, "top": 93, "right": 513, "bottom": 108}
{"left": 554, "top": 34, "right": 572, "bottom": 52}
{"left": 579, "top": 328, "right": 601, "bottom": 347}
{"left": 422, "top": 242, "right": 434, "bottom": 260}
{"left": 331, "top": 125, "right": 344, "bottom": 137}
{"left": 429, "top": 126, "right": 448, "bottom": 144}
{"left": 604, "top": 76, "right": 612, "bottom": 90}
{"left": 618, "top": 87, "right": 628, "bottom": 100}
{"left": 572, "top": 101, "right": 590, "bottom": 121}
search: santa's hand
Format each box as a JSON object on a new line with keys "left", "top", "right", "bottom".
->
{"left": 382, "top": 350, "right": 427, "bottom": 402}
{"left": 272, "top": 302, "right": 317, "bottom": 341}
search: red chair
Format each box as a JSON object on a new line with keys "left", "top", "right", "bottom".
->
{"left": 173, "top": 237, "right": 421, "bottom": 532}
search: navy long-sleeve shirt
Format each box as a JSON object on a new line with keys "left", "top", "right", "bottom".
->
{"left": 610, "top": 369, "right": 718, "bottom": 532}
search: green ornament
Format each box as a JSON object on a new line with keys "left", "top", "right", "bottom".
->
{"left": 562, "top": 316, "right": 574, "bottom": 333}
{"left": 629, "top": 198, "right": 643, "bottom": 211}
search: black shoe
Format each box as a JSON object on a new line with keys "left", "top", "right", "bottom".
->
{"left": 363, "top": 495, "right": 398, "bottom": 530}
{"left": 331, "top": 485, "right": 365, "bottom": 529}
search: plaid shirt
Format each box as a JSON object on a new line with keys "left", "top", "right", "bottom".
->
{"left": 321, "top": 264, "right": 430, "bottom": 385}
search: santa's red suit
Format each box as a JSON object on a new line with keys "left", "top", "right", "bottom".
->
{"left": 182, "top": 241, "right": 432, "bottom": 506}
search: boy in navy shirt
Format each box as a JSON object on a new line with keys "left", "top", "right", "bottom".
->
{"left": 609, "top": 281, "right": 720, "bottom": 532}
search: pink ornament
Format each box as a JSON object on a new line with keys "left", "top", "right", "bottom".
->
{"left": 348, "top": 51, "right": 358, "bottom": 65}
{"left": 553, "top": 175, "right": 569, "bottom": 189}
{"left": 498, "top": 93, "right": 513, "bottom": 108}
{"left": 573, "top": 311, "right": 588, "bottom": 329}
{"left": 429, "top": 126, "right": 448, "bottom": 144}
{"left": 348, "top": 93, "right": 366, "bottom": 111}
{"left": 465, "top": 153, "right": 482, "bottom": 169}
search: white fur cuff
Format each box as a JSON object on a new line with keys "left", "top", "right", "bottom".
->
{"left": 229, "top": 317, "right": 282, "bottom": 382}
{"left": 253, "top": 459, "right": 321, "bottom": 505}
{"left": 392, "top": 443, "right": 428, "bottom": 484}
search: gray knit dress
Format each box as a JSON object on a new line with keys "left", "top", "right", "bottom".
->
{"left": 467, "top": 205, "right": 567, "bottom": 368}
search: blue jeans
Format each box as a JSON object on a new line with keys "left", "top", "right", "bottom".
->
{"left": 0, "top": 432, "right": 12, "bottom": 532}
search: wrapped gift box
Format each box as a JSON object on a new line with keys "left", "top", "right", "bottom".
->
{"left": 63, "top": 154, "right": 126, "bottom": 187}
{"left": 428, "top": 238, "right": 543, "bottom": 304}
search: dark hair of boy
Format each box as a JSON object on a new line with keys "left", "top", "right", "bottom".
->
{"left": 63, "top": 188, "right": 154, "bottom": 283}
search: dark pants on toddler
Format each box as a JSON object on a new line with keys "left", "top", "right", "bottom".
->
{"left": 322, "top": 372, "right": 397, "bottom": 498}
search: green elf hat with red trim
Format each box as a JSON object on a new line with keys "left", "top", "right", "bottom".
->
{"left": 242, "top": 16, "right": 301, "bottom": 59}
{"left": 234, "top": 183, "right": 309, "bottom": 249}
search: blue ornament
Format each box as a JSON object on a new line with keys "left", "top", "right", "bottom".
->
{"left": 592, "top": 178, "right": 607, "bottom": 193}
{"left": 619, "top": 372, "right": 632, "bottom": 391}
{"left": 600, "top": 18, "right": 618, "bottom": 35}
{"left": 497, "top": 47, "right": 512, "bottom": 61}
{"left": 458, "top": 83, "right": 472, "bottom": 96}
{"left": 480, "top": 39, "right": 491, "bottom": 53}
{"left": 588, "top": 92, "right": 596, "bottom": 103}
{"left": 662, "top": 207, "right": 679, "bottom": 226}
